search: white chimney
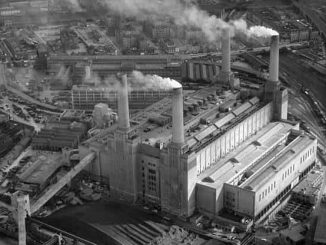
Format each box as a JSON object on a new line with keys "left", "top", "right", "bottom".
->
{"left": 118, "top": 74, "right": 130, "bottom": 130}
{"left": 269, "top": 34, "right": 279, "bottom": 82}
{"left": 172, "top": 87, "right": 184, "bottom": 144}
{"left": 221, "top": 28, "right": 231, "bottom": 76}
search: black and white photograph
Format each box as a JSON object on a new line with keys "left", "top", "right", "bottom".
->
{"left": 0, "top": 0, "right": 325, "bottom": 244}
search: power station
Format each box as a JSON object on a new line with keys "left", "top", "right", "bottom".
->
{"left": 79, "top": 33, "right": 317, "bottom": 226}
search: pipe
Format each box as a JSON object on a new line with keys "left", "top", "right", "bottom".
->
{"left": 172, "top": 87, "right": 184, "bottom": 144}
{"left": 118, "top": 74, "right": 130, "bottom": 130}
{"left": 269, "top": 34, "right": 279, "bottom": 82}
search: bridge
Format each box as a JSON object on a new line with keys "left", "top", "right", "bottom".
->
{"left": 0, "top": 152, "right": 96, "bottom": 245}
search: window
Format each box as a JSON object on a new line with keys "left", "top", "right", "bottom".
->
{"left": 259, "top": 194, "right": 261, "bottom": 201}
{"left": 265, "top": 190, "right": 267, "bottom": 196}
{"left": 268, "top": 186, "right": 270, "bottom": 193}
{"left": 282, "top": 173, "right": 284, "bottom": 180}
{"left": 274, "top": 182, "right": 276, "bottom": 188}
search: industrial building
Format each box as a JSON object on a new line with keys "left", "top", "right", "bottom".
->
{"left": 246, "top": 7, "right": 319, "bottom": 43}
{"left": 47, "top": 55, "right": 186, "bottom": 82}
{"left": 31, "top": 121, "right": 87, "bottom": 151}
{"left": 78, "top": 33, "right": 317, "bottom": 227}
{"left": 291, "top": 170, "right": 323, "bottom": 205}
{"left": 72, "top": 85, "right": 171, "bottom": 111}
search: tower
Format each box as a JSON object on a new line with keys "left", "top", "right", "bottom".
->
{"left": 264, "top": 34, "right": 288, "bottom": 120}
{"left": 161, "top": 86, "right": 195, "bottom": 217}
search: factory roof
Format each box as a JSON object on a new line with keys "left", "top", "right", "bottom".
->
{"left": 18, "top": 151, "right": 63, "bottom": 186}
{"left": 84, "top": 84, "right": 263, "bottom": 153}
{"left": 292, "top": 170, "right": 323, "bottom": 197}
{"left": 198, "top": 122, "right": 294, "bottom": 189}
{"left": 243, "top": 133, "right": 316, "bottom": 192}
{"left": 60, "top": 109, "right": 85, "bottom": 120}
{"left": 133, "top": 86, "right": 241, "bottom": 148}
{"left": 49, "top": 54, "right": 189, "bottom": 63}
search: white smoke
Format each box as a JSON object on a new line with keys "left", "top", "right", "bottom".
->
{"left": 95, "top": 71, "right": 181, "bottom": 91}
{"left": 247, "top": 26, "right": 279, "bottom": 38}
{"left": 94, "top": 0, "right": 278, "bottom": 42}
{"left": 130, "top": 71, "right": 181, "bottom": 90}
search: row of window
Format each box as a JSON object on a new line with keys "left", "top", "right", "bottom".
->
{"left": 258, "top": 181, "right": 276, "bottom": 202}
{"left": 282, "top": 164, "right": 295, "bottom": 181}
{"left": 300, "top": 147, "right": 314, "bottom": 164}
{"left": 196, "top": 106, "right": 272, "bottom": 176}
{"left": 255, "top": 185, "right": 291, "bottom": 221}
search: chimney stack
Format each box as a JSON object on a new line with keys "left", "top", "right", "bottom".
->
{"left": 172, "top": 87, "right": 184, "bottom": 144}
{"left": 118, "top": 74, "right": 130, "bottom": 130}
{"left": 218, "top": 28, "right": 233, "bottom": 85}
{"left": 269, "top": 34, "right": 279, "bottom": 82}
{"left": 221, "top": 28, "right": 231, "bottom": 76}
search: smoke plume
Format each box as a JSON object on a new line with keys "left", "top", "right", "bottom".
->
{"left": 93, "top": 0, "right": 278, "bottom": 41}
{"left": 247, "top": 26, "right": 279, "bottom": 38}
{"left": 95, "top": 71, "right": 181, "bottom": 92}
{"left": 130, "top": 71, "right": 181, "bottom": 90}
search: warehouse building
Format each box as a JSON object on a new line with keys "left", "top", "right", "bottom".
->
{"left": 47, "top": 54, "right": 186, "bottom": 82}
{"left": 72, "top": 85, "right": 170, "bottom": 111}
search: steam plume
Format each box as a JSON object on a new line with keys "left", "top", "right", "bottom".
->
{"left": 247, "top": 26, "right": 279, "bottom": 38}
{"left": 130, "top": 71, "right": 181, "bottom": 90}
{"left": 75, "top": 0, "right": 277, "bottom": 42}
{"left": 93, "top": 71, "right": 181, "bottom": 92}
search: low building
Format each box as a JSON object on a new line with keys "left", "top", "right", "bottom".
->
{"left": 292, "top": 170, "right": 323, "bottom": 205}
{"left": 47, "top": 55, "right": 186, "bottom": 81}
{"left": 31, "top": 122, "right": 87, "bottom": 151}
{"left": 72, "top": 85, "right": 171, "bottom": 111}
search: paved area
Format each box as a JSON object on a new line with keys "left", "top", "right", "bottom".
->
{"left": 41, "top": 201, "right": 171, "bottom": 245}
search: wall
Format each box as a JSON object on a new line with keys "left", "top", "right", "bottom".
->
{"left": 254, "top": 138, "right": 317, "bottom": 215}
{"left": 195, "top": 103, "right": 273, "bottom": 176}
{"left": 196, "top": 183, "right": 217, "bottom": 215}
{"left": 276, "top": 88, "right": 288, "bottom": 120}
{"left": 224, "top": 183, "right": 255, "bottom": 217}
{"left": 137, "top": 151, "right": 161, "bottom": 203}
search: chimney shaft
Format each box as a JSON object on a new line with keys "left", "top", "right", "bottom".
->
{"left": 118, "top": 74, "right": 130, "bottom": 130}
{"left": 172, "top": 87, "right": 184, "bottom": 144}
{"left": 221, "top": 28, "right": 231, "bottom": 75}
{"left": 269, "top": 34, "right": 279, "bottom": 82}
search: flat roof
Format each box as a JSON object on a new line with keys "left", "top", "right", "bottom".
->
{"left": 83, "top": 84, "right": 260, "bottom": 152}
{"left": 19, "top": 151, "right": 63, "bottom": 185}
{"left": 198, "top": 122, "right": 294, "bottom": 189}
{"left": 128, "top": 87, "right": 241, "bottom": 147}
{"left": 243, "top": 134, "right": 315, "bottom": 192}
{"left": 292, "top": 171, "right": 323, "bottom": 196}
{"left": 49, "top": 54, "right": 189, "bottom": 63}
